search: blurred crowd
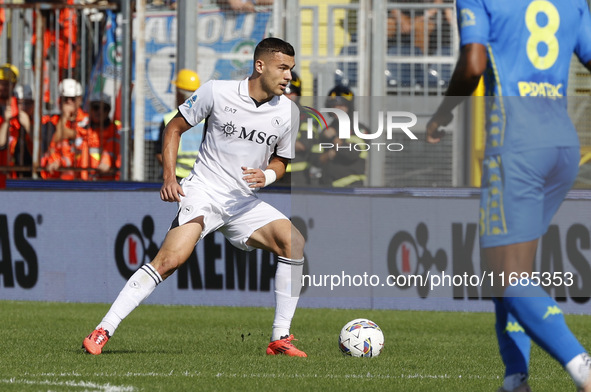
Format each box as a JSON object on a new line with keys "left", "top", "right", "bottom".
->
{"left": 0, "top": 0, "right": 452, "bottom": 186}
{"left": 0, "top": 63, "right": 120, "bottom": 181}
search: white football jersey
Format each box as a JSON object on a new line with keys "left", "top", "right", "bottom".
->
{"left": 179, "top": 78, "right": 299, "bottom": 196}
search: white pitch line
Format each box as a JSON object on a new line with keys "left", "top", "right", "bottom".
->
{"left": 24, "top": 371, "right": 195, "bottom": 378}
{"left": 211, "top": 372, "right": 504, "bottom": 380}
{"left": 0, "top": 378, "right": 135, "bottom": 391}
{"left": 11, "top": 372, "right": 501, "bottom": 382}
{"left": 15, "top": 371, "right": 505, "bottom": 381}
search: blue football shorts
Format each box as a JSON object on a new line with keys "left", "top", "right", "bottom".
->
{"left": 479, "top": 146, "right": 580, "bottom": 248}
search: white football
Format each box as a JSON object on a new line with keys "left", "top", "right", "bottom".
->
{"left": 338, "top": 318, "right": 384, "bottom": 357}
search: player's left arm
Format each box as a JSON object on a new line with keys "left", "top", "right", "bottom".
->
{"left": 427, "top": 0, "right": 488, "bottom": 144}
{"left": 265, "top": 155, "right": 288, "bottom": 182}
{"left": 242, "top": 156, "right": 288, "bottom": 189}
{"left": 575, "top": 0, "right": 591, "bottom": 74}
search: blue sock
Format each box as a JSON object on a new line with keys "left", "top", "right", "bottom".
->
{"left": 493, "top": 297, "right": 531, "bottom": 376}
{"left": 503, "top": 281, "right": 585, "bottom": 366}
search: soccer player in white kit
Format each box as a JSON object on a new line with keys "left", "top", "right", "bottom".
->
{"left": 83, "top": 38, "right": 307, "bottom": 357}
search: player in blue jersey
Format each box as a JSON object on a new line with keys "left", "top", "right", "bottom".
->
{"left": 426, "top": 0, "right": 591, "bottom": 391}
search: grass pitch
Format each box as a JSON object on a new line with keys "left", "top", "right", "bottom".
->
{"left": 0, "top": 301, "right": 589, "bottom": 391}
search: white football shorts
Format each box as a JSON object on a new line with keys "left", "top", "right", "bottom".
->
{"left": 170, "top": 175, "right": 288, "bottom": 251}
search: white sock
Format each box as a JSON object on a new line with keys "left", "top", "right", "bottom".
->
{"left": 566, "top": 353, "right": 591, "bottom": 388}
{"left": 98, "top": 264, "right": 162, "bottom": 336}
{"left": 503, "top": 373, "right": 528, "bottom": 391}
{"left": 271, "top": 256, "right": 304, "bottom": 342}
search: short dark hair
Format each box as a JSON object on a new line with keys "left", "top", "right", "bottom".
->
{"left": 253, "top": 37, "right": 295, "bottom": 61}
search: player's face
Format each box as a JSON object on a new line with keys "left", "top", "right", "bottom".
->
{"left": 260, "top": 52, "right": 295, "bottom": 97}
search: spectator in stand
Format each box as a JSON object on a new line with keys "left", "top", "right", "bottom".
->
{"left": 155, "top": 69, "right": 202, "bottom": 182}
{"left": 35, "top": 0, "right": 80, "bottom": 105}
{"left": 12, "top": 83, "right": 35, "bottom": 178}
{"left": 78, "top": 92, "right": 120, "bottom": 181}
{"left": 275, "top": 71, "right": 316, "bottom": 187}
{"left": 218, "top": 0, "right": 274, "bottom": 12}
{"left": 0, "top": 64, "right": 31, "bottom": 183}
{"left": 386, "top": 0, "right": 454, "bottom": 87}
{"left": 0, "top": 64, "right": 32, "bottom": 179}
{"left": 14, "top": 84, "right": 35, "bottom": 124}
{"left": 313, "top": 85, "right": 367, "bottom": 188}
{"left": 388, "top": 0, "right": 452, "bottom": 53}
{"left": 41, "top": 78, "right": 88, "bottom": 180}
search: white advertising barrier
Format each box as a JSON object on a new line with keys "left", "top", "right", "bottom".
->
{"left": 1, "top": 190, "right": 590, "bottom": 314}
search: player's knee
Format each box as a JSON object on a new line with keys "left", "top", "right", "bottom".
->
{"left": 291, "top": 228, "right": 305, "bottom": 256}
{"left": 151, "top": 255, "right": 183, "bottom": 280}
{"left": 276, "top": 226, "right": 305, "bottom": 259}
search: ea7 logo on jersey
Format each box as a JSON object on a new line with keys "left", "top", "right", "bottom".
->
{"left": 224, "top": 106, "right": 237, "bottom": 114}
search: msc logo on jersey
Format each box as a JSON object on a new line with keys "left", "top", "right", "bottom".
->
{"left": 238, "top": 127, "right": 279, "bottom": 146}
{"left": 222, "top": 121, "right": 238, "bottom": 137}
{"left": 219, "top": 121, "right": 279, "bottom": 146}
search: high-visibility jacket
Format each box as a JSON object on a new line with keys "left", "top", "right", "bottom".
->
{"left": 312, "top": 123, "right": 368, "bottom": 188}
{"left": 40, "top": 138, "right": 76, "bottom": 180}
{"left": 275, "top": 111, "right": 320, "bottom": 187}
{"left": 0, "top": 143, "right": 5, "bottom": 188}
{"left": 77, "top": 120, "right": 121, "bottom": 180}
{"left": 2, "top": 96, "right": 30, "bottom": 178}
{"left": 161, "top": 109, "right": 203, "bottom": 179}
{"left": 40, "top": 109, "right": 88, "bottom": 180}
{"left": 36, "top": 0, "right": 78, "bottom": 69}
{"left": 33, "top": 0, "right": 79, "bottom": 103}
{"left": 286, "top": 115, "right": 317, "bottom": 174}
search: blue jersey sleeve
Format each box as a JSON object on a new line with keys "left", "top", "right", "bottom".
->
{"left": 575, "top": 0, "right": 591, "bottom": 64}
{"left": 457, "top": 0, "right": 489, "bottom": 47}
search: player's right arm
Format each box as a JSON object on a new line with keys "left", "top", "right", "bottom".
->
{"left": 161, "top": 81, "right": 215, "bottom": 202}
{"left": 160, "top": 113, "right": 192, "bottom": 202}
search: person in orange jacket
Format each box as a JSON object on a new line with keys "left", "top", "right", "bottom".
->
{"left": 77, "top": 92, "right": 120, "bottom": 180}
{"left": 0, "top": 64, "right": 31, "bottom": 181}
{"left": 41, "top": 78, "right": 88, "bottom": 180}
{"left": 33, "top": 0, "right": 79, "bottom": 104}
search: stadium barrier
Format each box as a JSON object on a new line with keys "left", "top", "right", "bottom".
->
{"left": 1, "top": 187, "right": 590, "bottom": 314}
